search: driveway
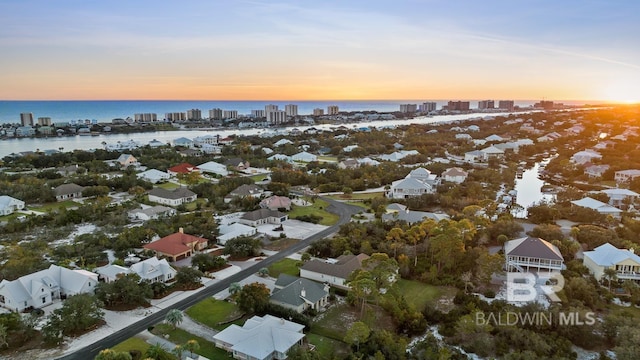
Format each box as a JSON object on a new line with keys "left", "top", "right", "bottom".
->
{"left": 255, "top": 219, "right": 328, "bottom": 239}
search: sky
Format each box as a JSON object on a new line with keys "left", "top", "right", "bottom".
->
{"left": 1, "top": 0, "right": 639, "bottom": 102}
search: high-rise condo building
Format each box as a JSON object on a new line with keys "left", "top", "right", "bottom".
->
{"left": 134, "top": 113, "right": 157, "bottom": 122}
{"left": 447, "top": 101, "right": 470, "bottom": 111}
{"left": 419, "top": 102, "right": 437, "bottom": 112}
{"left": 313, "top": 108, "right": 324, "bottom": 116}
{"left": 223, "top": 110, "right": 238, "bottom": 119}
{"left": 209, "top": 108, "right": 223, "bottom": 120}
{"left": 252, "top": 110, "right": 265, "bottom": 118}
{"left": 399, "top": 104, "right": 418, "bottom": 113}
{"left": 265, "top": 104, "right": 278, "bottom": 114}
{"left": 285, "top": 104, "right": 298, "bottom": 117}
{"left": 478, "top": 100, "right": 495, "bottom": 109}
{"left": 534, "top": 100, "right": 554, "bottom": 110}
{"left": 327, "top": 105, "right": 339, "bottom": 115}
{"left": 37, "top": 117, "right": 52, "bottom": 126}
{"left": 498, "top": 100, "right": 515, "bottom": 111}
{"left": 165, "top": 112, "right": 187, "bottom": 121}
{"left": 20, "top": 112, "right": 34, "bottom": 126}
{"left": 186, "top": 109, "right": 202, "bottom": 120}
{"left": 267, "top": 110, "right": 287, "bottom": 125}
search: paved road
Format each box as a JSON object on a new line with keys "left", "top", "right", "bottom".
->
{"left": 56, "top": 197, "right": 361, "bottom": 360}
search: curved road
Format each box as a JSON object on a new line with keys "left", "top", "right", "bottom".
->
{"left": 56, "top": 197, "right": 361, "bottom": 360}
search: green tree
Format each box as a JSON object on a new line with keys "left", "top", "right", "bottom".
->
{"left": 42, "top": 293, "right": 104, "bottom": 345}
{"left": 603, "top": 267, "right": 618, "bottom": 292}
{"left": 344, "top": 321, "right": 370, "bottom": 352}
{"left": 95, "top": 273, "right": 153, "bottom": 309}
{"left": 165, "top": 309, "right": 184, "bottom": 330}
{"left": 94, "top": 349, "right": 133, "bottom": 360}
{"left": 237, "top": 282, "right": 271, "bottom": 314}
{"left": 175, "top": 266, "right": 203, "bottom": 289}
{"left": 145, "top": 343, "right": 172, "bottom": 360}
{"left": 229, "top": 282, "right": 241, "bottom": 296}
{"left": 386, "top": 227, "right": 405, "bottom": 258}
{"left": 347, "top": 270, "right": 377, "bottom": 318}
{"left": 287, "top": 344, "right": 321, "bottom": 360}
{"left": 0, "top": 324, "right": 7, "bottom": 349}
{"left": 183, "top": 339, "right": 200, "bottom": 358}
{"left": 223, "top": 236, "right": 262, "bottom": 258}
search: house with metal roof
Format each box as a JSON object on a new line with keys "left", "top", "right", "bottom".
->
{"left": 197, "top": 161, "right": 229, "bottom": 177}
{"left": 128, "top": 205, "right": 176, "bottom": 221}
{"left": 270, "top": 274, "right": 329, "bottom": 313}
{"left": 504, "top": 237, "right": 564, "bottom": 273}
{"left": 129, "top": 257, "right": 177, "bottom": 283}
{"left": 0, "top": 195, "right": 25, "bottom": 216}
{"left": 300, "top": 253, "right": 369, "bottom": 290}
{"left": 386, "top": 177, "right": 434, "bottom": 199}
{"left": 598, "top": 188, "right": 639, "bottom": 208}
{"left": 583, "top": 243, "right": 640, "bottom": 282}
{"left": 570, "top": 197, "right": 623, "bottom": 218}
{"left": 0, "top": 264, "right": 98, "bottom": 312}
{"left": 213, "top": 314, "right": 305, "bottom": 360}
{"left": 217, "top": 223, "right": 257, "bottom": 245}
{"left": 136, "top": 169, "right": 171, "bottom": 184}
{"left": 147, "top": 187, "right": 197, "bottom": 207}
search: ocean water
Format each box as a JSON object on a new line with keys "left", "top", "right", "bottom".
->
{"left": 0, "top": 100, "right": 540, "bottom": 124}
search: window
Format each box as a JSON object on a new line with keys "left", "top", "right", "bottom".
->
{"left": 42, "top": 297, "right": 46, "bottom": 304}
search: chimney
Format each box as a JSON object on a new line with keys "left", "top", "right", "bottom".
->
{"left": 301, "top": 288, "right": 306, "bottom": 298}
{"left": 179, "top": 227, "right": 184, "bottom": 234}
{"left": 630, "top": 248, "right": 635, "bottom": 254}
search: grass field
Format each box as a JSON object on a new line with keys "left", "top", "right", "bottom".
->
{"left": 28, "top": 200, "right": 77, "bottom": 212}
{"left": 156, "top": 182, "right": 180, "bottom": 190}
{"left": 249, "top": 173, "right": 270, "bottom": 182}
{"left": 267, "top": 258, "right": 300, "bottom": 278}
{"left": 307, "top": 333, "right": 350, "bottom": 358}
{"left": 328, "top": 192, "right": 384, "bottom": 200}
{"left": 318, "top": 155, "right": 339, "bottom": 162}
{"left": 288, "top": 199, "right": 339, "bottom": 226}
{"left": 184, "top": 198, "right": 208, "bottom": 211}
{"left": 110, "top": 337, "right": 150, "bottom": 355}
{"left": 151, "top": 324, "right": 229, "bottom": 358}
{"left": 388, "top": 279, "right": 457, "bottom": 311}
{"left": 185, "top": 298, "right": 244, "bottom": 330}
{"left": 311, "top": 303, "right": 396, "bottom": 341}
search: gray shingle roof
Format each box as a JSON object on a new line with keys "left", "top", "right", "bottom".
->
{"left": 271, "top": 274, "right": 328, "bottom": 307}
{"left": 505, "top": 237, "right": 563, "bottom": 261}
{"left": 147, "top": 187, "right": 196, "bottom": 200}
{"left": 300, "top": 254, "right": 369, "bottom": 279}
{"left": 241, "top": 208, "right": 285, "bottom": 221}
{"left": 54, "top": 183, "right": 84, "bottom": 196}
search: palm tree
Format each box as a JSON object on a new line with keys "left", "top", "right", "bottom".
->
{"left": 165, "top": 309, "right": 184, "bottom": 330}
{"left": 229, "top": 282, "right": 241, "bottom": 296}
{"left": 183, "top": 339, "right": 200, "bottom": 358}
{"left": 603, "top": 267, "right": 618, "bottom": 292}
{"left": 145, "top": 343, "right": 170, "bottom": 360}
{"left": 172, "top": 345, "right": 184, "bottom": 360}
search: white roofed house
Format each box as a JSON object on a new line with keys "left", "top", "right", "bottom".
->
{"left": 386, "top": 168, "right": 437, "bottom": 199}
{"left": 583, "top": 243, "right": 640, "bottom": 283}
{"left": 128, "top": 205, "right": 176, "bottom": 221}
{"left": 213, "top": 314, "right": 305, "bottom": 360}
{"left": 198, "top": 161, "right": 229, "bottom": 177}
{"left": 615, "top": 169, "right": 640, "bottom": 184}
{"left": 584, "top": 164, "right": 610, "bottom": 178}
{"left": 504, "top": 237, "right": 565, "bottom": 273}
{"left": 0, "top": 264, "right": 98, "bottom": 312}
{"left": 570, "top": 197, "right": 623, "bottom": 219}
{"left": 136, "top": 169, "right": 170, "bottom": 184}
{"left": 0, "top": 195, "right": 25, "bottom": 216}
{"left": 129, "top": 257, "right": 177, "bottom": 283}
{"left": 479, "top": 145, "right": 504, "bottom": 160}
{"left": 464, "top": 150, "right": 485, "bottom": 163}
{"left": 201, "top": 143, "right": 222, "bottom": 154}
{"left": 291, "top": 151, "right": 318, "bottom": 162}
{"left": 441, "top": 167, "right": 468, "bottom": 184}
{"left": 571, "top": 149, "right": 602, "bottom": 165}
{"left": 598, "top": 188, "right": 639, "bottom": 208}
{"left": 173, "top": 137, "right": 195, "bottom": 148}
{"left": 217, "top": 223, "right": 257, "bottom": 245}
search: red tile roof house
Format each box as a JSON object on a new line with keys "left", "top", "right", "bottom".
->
{"left": 167, "top": 163, "right": 199, "bottom": 177}
{"left": 143, "top": 228, "right": 209, "bottom": 262}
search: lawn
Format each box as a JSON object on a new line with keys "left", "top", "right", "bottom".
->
{"left": 306, "top": 333, "right": 350, "bottom": 359}
{"left": 151, "top": 324, "right": 229, "bottom": 359}
{"left": 28, "top": 200, "right": 77, "bottom": 212}
{"left": 185, "top": 298, "right": 245, "bottom": 330}
{"left": 268, "top": 258, "right": 300, "bottom": 278}
{"left": 249, "top": 173, "right": 270, "bottom": 182}
{"left": 156, "top": 182, "right": 180, "bottom": 190}
{"left": 388, "top": 279, "right": 444, "bottom": 311}
{"left": 288, "top": 199, "right": 339, "bottom": 226}
{"left": 184, "top": 198, "right": 208, "bottom": 211}
{"left": 110, "top": 337, "right": 150, "bottom": 355}
{"left": 318, "top": 155, "right": 338, "bottom": 162}
{"left": 328, "top": 192, "right": 384, "bottom": 201}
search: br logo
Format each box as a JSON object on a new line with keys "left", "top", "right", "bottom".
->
{"left": 506, "top": 272, "right": 564, "bottom": 302}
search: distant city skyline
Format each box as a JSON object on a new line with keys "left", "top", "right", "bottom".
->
{"left": 1, "top": 1, "right": 639, "bottom": 103}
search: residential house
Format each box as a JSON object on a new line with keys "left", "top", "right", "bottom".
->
{"left": 147, "top": 187, "right": 197, "bottom": 206}
{"left": 381, "top": 205, "right": 450, "bottom": 224}
{"left": 143, "top": 228, "right": 208, "bottom": 262}
{"left": 598, "top": 188, "right": 639, "bottom": 208}
{"left": 197, "top": 161, "right": 229, "bottom": 177}
{"left": 485, "top": 134, "right": 504, "bottom": 142}
{"left": 358, "top": 157, "right": 381, "bottom": 166}
{"left": 217, "top": 223, "right": 257, "bottom": 245}
{"left": 137, "top": 169, "right": 171, "bottom": 184}
{"left": 386, "top": 168, "right": 437, "bottom": 199}
{"left": 260, "top": 196, "right": 292, "bottom": 211}
{"left": 338, "top": 159, "right": 360, "bottom": 169}
{"left": 570, "top": 197, "right": 623, "bottom": 218}
{"left": 300, "top": 253, "right": 370, "bottom": 290}
{"left": 270, "top": 274, "right": 330, "bottom": 313}
{"left": 167, "top": 163, "right": 199, "bottom": 176}
{"left": 537, "top": 132, "right": 562, "bottom": 142}
{"left": 504, "top": 237, "right": 565, "bottom": 273}
{"left": 213, "top": 314, "right": 305, "bottom": 360}
{"left": 464, "top": 150, "right": 485, "bottom": 162}
{"left": 201, "top": 143, "right": 222, "bottom": 154}
{"left": 15, "top": 126, "right": 35, "bottom": 137}
{"left": 116, "top": 154, "right": 138, "bottom": 168}
{"left": 615, "top": 169, "right": 640, "bottom": 183}
{"left": 0, "top": 264, "right": 98, "bottom": 312}
{"left": 267, "top": 154, "right": 292, "bottom": 163}
{"left": 148, "top": 139, "right": 166, "bottom": 148}
{"left": 479, "top": 145, "right": 505, "bottom": 160}
{"left": 571, "top": 150, "right": 602, "bottom": 165}
{"left": 173, "top": 137, "right": 195, "bottom": 148}
{"left": 584, "top": 164, "right": 610, "bottom": 178}
{"left": 583, "top": 243, "right": 640, "bottom": 282}
{"left": 0, "top": 195, "right": 25, "bottom": 216}
{"left": 291, "top": 151, "right": 318, "bottom": 162}
{"left": 129, "top": 256, "right": 177, "bottom": 283}
{"left": 225, "top": 158, "right": 250, "bottom": 172}
{"left": 54, "top": 183, "right": 84, "bottom": 202}
{"left": 128, "top": 205, "right": 176, "bottom": 221}
{"left": 378, "top": 150, "right": 419, "bottom": 162}
{"left": 95, "top": 264, "right": 131, "bottom": 283}
{"left": 441, "top": 167, "right": 468, "bottom": 184}
{"left": 193, "top": 134, "right": 219, "bottom": 145}
{"left": 238, "top": 209, "right": 288, "bottom": 227}
{"left": 455, "top": 133, "right": 472, "bottom": 140}
{"left": 274, "top": 139, "right": 293, "bottom": 147}
{"left": 178, "top": 148, "right": 202, "bottom": 157}
{"left": 225, "top": 184, "right": 264, "bottom": 203}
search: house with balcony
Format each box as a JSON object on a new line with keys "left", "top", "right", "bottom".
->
{"left": 504, "top": 237, "right": 565, "bottom": 273}
{"left": 143, "top": 228, "right": 208, "bottom": 262}
{"left": 583, "top": 243, "right": 640, "bottom": 282}
{"left": 615, "top": 169, "right": 640, "bottom": 184}
{"left": 386, "top": 168, "right": 438, "bottom": 199}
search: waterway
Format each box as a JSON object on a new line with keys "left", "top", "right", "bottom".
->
{"left": 0, "top": 112, "right": 519, "bottom": 158}
{"left": 513, "top": 157, "right": 557, "bottom": 218}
